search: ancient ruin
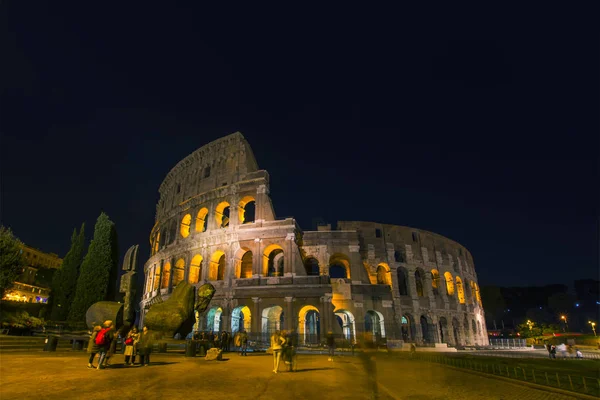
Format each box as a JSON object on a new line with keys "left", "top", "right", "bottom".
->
{"left": 139, "top": 132, "right": 488, "bottom": 349}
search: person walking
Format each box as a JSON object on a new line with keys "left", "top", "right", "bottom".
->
{"left": 270, "top": 330, "right": 285, "bottom": 373}
{"left": 138, "top": 326, "right": 154, "bottom": 366}
{"left": 86, "top": 325, "right": 102, "bottom": 368}
{"left": 326, "top": 330, "right": 336, "bottom": 361}
{"left": 96, "top": 320, "right": 115, "bottom": 370}
{"left": 240, "top": 330, "right": 248, "bottom": 356}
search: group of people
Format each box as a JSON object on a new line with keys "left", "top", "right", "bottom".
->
{"left": 546, "top": 343, "right": 583, "bottom": 359}
{"left": 270, "top": 329, "right": 299, "bottom": 373}
{"left": 87, "top": 320, "right": 154, "bottom": 369}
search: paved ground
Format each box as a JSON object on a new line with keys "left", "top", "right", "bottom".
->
{"left": 0, "top": 351, "right": 582, "bottom": 400}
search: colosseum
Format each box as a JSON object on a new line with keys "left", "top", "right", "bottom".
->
{"left": 140, "top": 132, "right": 488, "bottom": 350}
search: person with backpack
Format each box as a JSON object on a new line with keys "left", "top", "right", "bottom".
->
{"left": 87, "top": 325, "right": 102, "bottom": 368}
{"left": 124, "top": 327, "right": 140, "bottom": 365}
{"left": 96, "top": 320, "right": 115, "bottom": 370}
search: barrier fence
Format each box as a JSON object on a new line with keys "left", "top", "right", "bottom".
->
{"left": 398, "top": 352, "right": 600, "bottom": 397}
{"left": 489, "top": 338, "right": 527, "bottom": 348}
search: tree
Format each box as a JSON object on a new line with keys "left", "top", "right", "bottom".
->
{"left": 68, "top": 213, "right": 118, "bottom": 323}
{"left": 0, "top": 226, "right": 25, "bottom": 298}
{"left": 49, "top": 224, "right": 86, "bottom": 321}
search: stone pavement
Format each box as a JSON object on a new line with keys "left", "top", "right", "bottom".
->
{"left": 0, "top": 351, "right": 581, "bottom": 400}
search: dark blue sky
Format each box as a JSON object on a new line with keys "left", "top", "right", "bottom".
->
{"left": 2, "top": 4, "right": 598, "bottom": 288}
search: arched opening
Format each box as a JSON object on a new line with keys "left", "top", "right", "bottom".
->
{"left": 173, "top": 258, "right": 185, "bottom": 287}
{"left": 328, "top": 253, "right": 351, "bottom": 279}
{"left": 394, "top": 250, "right": 405, "bottom": 263}
{"left": 262, "top": 305, "right": 284, "bottom": 338}
{"left": 303, "top": 257, "right": 320, "bottom": 276}
{"left": 195, "top": 208, "right": 209, "bottom": 232}
{"left": 401, "top": 314, "right": 414, "bottom": 342}
{"left": 444, "top": 272, "right": 455, "bottom": 296}
{"left": 189, "top": 255, "right": 202, "bottom": 284}
{"left": 240, "top": 251, "right": 253, "bottom": 278}
{"left": 180, "top": 214, "right": 192, "bottom": 238}
{"left": 477, "top": 321, "right": 482, "bottom": 336}
{"left": 463, "top": 316, "right": 471, "bottom": 344}
{"left": 334, "top": 309, "right": 356, "bottom": 342}
{"left": 455, "top": 276, "right": 465, "bottom": 304}
{"left": 209, "top": 251, "right": 226, "bottom": 281}
{"left": 161, "top": 262, "right": 171, "bottom": 289}
{"left": 397, "top": 267, "right": 409, "bottom": 296}
{"left": 206, "top": 307, "right": 223, "bottom": 333}
{"left": 365, "top": 310, "right": 386, "bottom": 342}
{"left": 238, "top": 196, "right": 256, "bottom": 224}
{"left": 474, "top": 282, "right": 482, "bottom": 306}
{"left": 215, "top": 201, "right": 230, "bottom": 229}
{"left": 231, "top": 305, "right": 251, "bottom": 334}
{"left": 153, "top": 265, "right": 161, "bottom": 291}
{"left": 263, "top": 244, "right": 284, "bottom": 277}
{"left": 420, "top": 315, "right": 433, "bottom": 343}
{"left": 465, "top": 280, "right": 472, "bottom": 303}
{"left": 438, "top": 317, "right": 449, "bottom": 344}
{"left": 415, "top": 269, "right": 425, "bottom": 297}
{"left": 298, "top": 305, "right": 320, "bottom": 345}
{"left": 431, "top": 269, "right": 440, "bottom": 296}
{"left": 376, "top": 263, "right": 392, "bottom": 286}
{"left": 452, "top": 318, "right": 461, "bottom": 346}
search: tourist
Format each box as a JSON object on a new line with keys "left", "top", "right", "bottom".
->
{"left": 239, "top": 330, "right": 249, "bottom": 356}
{"left": 575, "top": 348, "right": 583, "bottom": 359}
{"left": 138, "top": 325, "right": 154, "bottom": 366}
{"left": 96, "top": 320, "right": 115, "bottom": 370}
{"left": 282, "top": 330, "right": 297, "bottom": 371}
{"left": 86, "top": 325, "right": 102, "bottom": 368}
{"left": 326, "top": 330, "right": 335, "bottom": 361}
{"left": 270, "top": 330, "right": 285, "bottom": 373}
{"left": 545, "top": 343, "right": 552, "bottom": 359}
{"left": 357, "top": 333, "right": 378, "bottom": 399}
{"left": 220, "top": 331, "right": 229, "bottom": 351}
{"left": 124, "top": 326, "right": 140, "bottom": 365}
{"left": 550, "top": 345, "right": 556, "bottom": 359}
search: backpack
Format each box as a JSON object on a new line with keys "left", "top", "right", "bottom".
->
{"left": 95, "top": 328, "right": 109, "bottom": 345}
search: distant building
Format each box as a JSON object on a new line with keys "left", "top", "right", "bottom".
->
{"left": 2, "top": 244, "right": 62, "bottom": 303}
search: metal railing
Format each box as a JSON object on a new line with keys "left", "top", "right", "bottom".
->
{"left": 489, "top": 338, "right": 527, "bottom": 348}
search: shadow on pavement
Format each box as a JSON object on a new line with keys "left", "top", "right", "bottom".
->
{"left": 105, "top": 362, "right": 178, "bottom": 368}
{"left": 293, "top": 367, "right": 334, "bottom": 373}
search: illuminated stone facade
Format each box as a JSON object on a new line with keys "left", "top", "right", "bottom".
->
{"left": 140, "top": 132, "right": 488, "bottom": 348}
{"left": 2, "top": 245, "right": 62, "bottom": 303}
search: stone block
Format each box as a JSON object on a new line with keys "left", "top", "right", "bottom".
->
{"left": 205, "top": 348, "right": 223, "bottom": 361}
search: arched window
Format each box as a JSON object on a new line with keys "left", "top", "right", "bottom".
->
{"left": 394, "top": 250, "right": 405, "bottom": 263}
{"left": 304, "top": 257, "right": 320, "bottom": 276}
{"left": 431, "top": 269, "right": 440, "bottom": 295}
{"left": 180, "top": 214, "right": 192, "bottom": 238}
{"left": 209, "top": 251, "right": 226, "bottom": 281}
{"left": 415, "top": 269, "right": 424, "bottom": 297}
{"left": 189, "top": 255, "right": 202, "bottom": 284}
{"left": 173, "top": 258, "right": 185, "bottom": 287}
{"left": 376, "top": 264, "right": 391, "bottom": 285}
{"left": 161, "top": 262, "right": 171, "bottom": 289}
{"left": 397, "top": 267, "right": 408, "bottom": 296}
{"left": 215, "top": 202, "right": 230, "bottom": 229}
{"left": 444, "top": 272, "right": 455, "bottom": 296}
{"left": 455, "top": 276, "right": 465, "bottom": 304}
{"left": 240, "top": 251, "right": 253, "bottom": 278}
{"left": 329, "top": 264, "right": 347, "bottom": 279}
{"left": 238, "top": 196, "right": 256, "bottom": 224}
{"left": 195, "top": 208, "right": 208, "bottom": 232}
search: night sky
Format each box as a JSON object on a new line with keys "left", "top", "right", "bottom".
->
{"left": 2, "top": 4, "right": 598, "bottom": 289}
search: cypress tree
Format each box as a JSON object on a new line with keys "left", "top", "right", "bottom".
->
{"left": 68, "top": 213, "right": 118, "bottom": 323}
{"left": 49, "top": 224, "right": 86, "bottom": 321}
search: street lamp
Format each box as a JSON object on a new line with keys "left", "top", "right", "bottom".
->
{"left": 526, "top": 320, "right": 534, "bottom": 331}
{"left": 589, "top": 321, "right": 597, "bottom": 337}
{"left": 560, "top": 315, "right": 569, "bottom": 332}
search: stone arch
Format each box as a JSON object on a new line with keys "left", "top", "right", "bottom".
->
{"left": 173, "top": 258, "right": 185, "bottom": 287}
{"left": 455, "top": 276, "right": 465, "bottom": 304}
{"left": 215, "top": 201, "right": 230, "bottom": 228}
{"left": 209, "top": 250, "right": 226, "bottom": 281}
{"left": 206, "top": 306, "right": 223, "bottom": 333}
{"left": 161, "top": 262, "right": 171, "bottom": 289}
{"left": 334, "top": 309, "right": 356, "bottom": 342}
{"left": 477, "top": 320, "right": 482, "bottom": 337}
{"left": 180, "top": 214, "right": 192, "bottom": 238}
{"left": 303, "top": 256, "right": 320, "bottom": 276}
{"left": 238, "top": 196, "right": 256, "bottom": 224}
{"left": 463, "top": 315, "right": 471, "bottom": 344}
{"left": 365, "top": 310, "right": 386, "bottom": 342}
{"left": 444, "top": 271, "right": 455, "bottom": 296}
{"left": 465, "top": 279, "right": 472, "bottom": 303}
{"left": 263, "top": 244, "right": 284, "bottom": 277}
{"left": 376, "top": 263, "right": 392, "bottom": 286}
{"left": 262, "top": 305, "right": 284, "bottom": 337}
{"left": 328, "top": 253, "right": 351, "bottom": 279}
{"left": 153, "top": 265, "right": 161, "bottom": 291}
{"left": 401, "top": 314, "right": 416, "bottom": 342}
{"left": 231, "top": 305, "right": 251, "bottom": 333}
{"left": 420, "top": 315, "right": 434, "bottom": 343}
{"left": 195, "top": 207, "right": 209, "bottom": 232}
{"left": 415, "top": 268, "right": 425, "bottom": 297}
{"left": 298, "top": 305, "right": 320, "bottom": 345}
{"left": 397, "top": 267, "right": 409, "bottom": 296}
{"left": 189, "top": 254, "right": 202, "bottom": 284}
{"left": 452, "top": 317, "right": 461, "bottom": 346}
{"left": 438, "top": 317, "right": 449, "bottom": 344}
{"left": 471, "top": 319, "right": 477, "bottom": 344}
{"left": 474, "top": 282, "right": 482, "bottom": 306}
{"left": 431, "top": 269, "right": 440, "bottom": 295}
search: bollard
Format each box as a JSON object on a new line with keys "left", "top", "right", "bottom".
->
{"left": 556, "top": 373, "right": 560, "bottom": 388}
{"left": 43, "top": 335, "right": 59, "bottom": 352}
{"left": 158, "top": 342, "right": 167, "bottom": 353}
{"left": 198, "top": 341, "right": 206, "bottom": 357}
{"left": 72, "top": 340, "right": 84, "bottom": 351}
{"left": 185, "top": 340, "right": 197, "bottom": 357}
{"left": 532, "top": 370, "right": 536, "bottom": 383}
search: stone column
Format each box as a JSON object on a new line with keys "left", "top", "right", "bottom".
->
{"left": 284, "top": 233, "right": 295, "bottom": 276}
{"left": 253, "top": 238, "right": 263, "bottom": 277}
{"left": 157, "top": 259, "right": 165, "bottom": 292}
{"left": 252, "top": 297, "right": 261, "bottom": 335}
{"left": 201, "top": 246, "right": 209, "bottom": 282}
{"left": 284, "top": 297, "right": 294, "bottom": 331}
{"left": 255, "top": 184, "right": 269, "bottom": 222}
{"left": 222, "top": 298, "right": 232, "bottom": 333}
{"left": 168, "top": 256, "right": 175, "bottom": 293}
